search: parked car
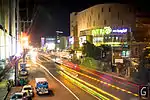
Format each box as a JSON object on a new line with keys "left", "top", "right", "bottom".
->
{"left": 19, "top": 69, "right": 28, "bottom": 76}
{"left": 22, "top": 85, "right": 34, "bottom": 97}
{"left": 10, "top": 92, "right": 28, "bottom": 100}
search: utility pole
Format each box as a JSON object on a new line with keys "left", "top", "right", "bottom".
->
{"left": 127, "top": 28, "right": 132, "bottom": 77}
{"left": 15, "top": 0, "right": 19, "bottom": 86}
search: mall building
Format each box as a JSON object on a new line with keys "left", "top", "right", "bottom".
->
{"left": 70, "top": 3, "right": 136, "bottom": 58}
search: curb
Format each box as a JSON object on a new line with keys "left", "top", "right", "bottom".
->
{"left": 63, "top": 59, "right": 141, "bottom": 86}
{"left": 3, "top": 90, "right": 9, "bottom": 100}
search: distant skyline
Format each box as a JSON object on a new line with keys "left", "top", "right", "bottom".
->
{"left": 20, "top": 0, "right": 150, "bottom": 46}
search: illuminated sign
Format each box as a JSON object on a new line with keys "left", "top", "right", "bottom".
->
{"left": 79, "top": 36, "right": 86, "bottom": 47}
{"left": 112, "top": 28, "right": 128, "bottom": 33}
{"left": 92, "top": 27, "right": 128, "bottom": 36}
{"left": 69, "top": 37, "right": 74, "bottom": 44}
{"left": 92, "top": 27, "right": 112, "bottom": 36}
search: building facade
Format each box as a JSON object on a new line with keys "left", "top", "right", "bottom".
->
{"left": 0, "top": 0, "right": 17, "bottom": 62}
{"left": 70, "top": 3, "right": 136, "bottom": 58}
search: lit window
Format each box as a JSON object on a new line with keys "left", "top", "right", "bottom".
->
{"left": 116, "top": 37, "right": 118, "bottom": 40}
{"left": 112, "top": 37, "right": 114, "bottom": 41}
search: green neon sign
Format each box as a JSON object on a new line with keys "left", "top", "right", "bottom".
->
{"left": 92, "top": 27, "right": 112, "bottom": 36}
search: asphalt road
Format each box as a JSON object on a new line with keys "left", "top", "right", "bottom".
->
{"left": 36, "top": 55, "right": 98, "bottom": 100}
{"left": 28, "top": 61, "right": 79, "bottom": 100}
{"left": 39, "top": 53, "right": 140, "bottom": 100}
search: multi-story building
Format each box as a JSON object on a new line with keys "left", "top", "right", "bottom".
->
{"left": 70, "top": 3, "right": 136, "bottom": 58}
{"left": 43, "top": 36, "right": 69, "bottom": 51}
{"left": 0, "top": 0, "right": 16, "bottom": 62}
{"left": 70, "top": 12, "right": 78, "bottom": 50}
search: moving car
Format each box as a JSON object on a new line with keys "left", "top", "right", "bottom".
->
{"left": 22, "top": 85, "right": 34, "bottom": 97}
{"left": 10, "top": 92, "right": 27, "bottom": 100}
{"left": 35, "top": 78, "right": 49, "bottom": 95}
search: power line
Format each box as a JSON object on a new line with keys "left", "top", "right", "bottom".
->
{"left": 27, "top": 5, "right": 41, "bottom": 34}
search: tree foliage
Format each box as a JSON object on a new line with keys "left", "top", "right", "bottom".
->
{"left": 82, "top": 41, "right": 111, "bottom": 60}
{"left": 133, "top": 47, "right": 150, "bottom": 84}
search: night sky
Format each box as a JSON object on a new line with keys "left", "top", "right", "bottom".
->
{"left": 20, "top": 0, "right": 150, "bottom": 46}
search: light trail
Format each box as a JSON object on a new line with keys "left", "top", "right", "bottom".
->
{"left": 62, "top": 70, "right": 120, "bottom": 100}
{"left": 58, "top": 71, "right": 110, "bottom": 100}
{"left": 62, "top": 59, "right": 139, "bottom": 88}
{"left": 81, "top": 66, "right": 139, "bottom": 87}
{"left": 32, "top": 60, "right": 80, "bottom": 100}
{"left": 41, "top": 55, "right": 139, "bottom": 97}
{"left": 60, "top": 65, "right": 139, "bottom": 97}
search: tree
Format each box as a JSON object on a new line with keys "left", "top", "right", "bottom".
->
{"left": 82, "top": 42, "right": 112, "bottom": 60}
{"left": 133, "top": 47, "right": 150, "bottom": 84}
{"left": 82, "top": 41, "right": 102, "bottom": 59}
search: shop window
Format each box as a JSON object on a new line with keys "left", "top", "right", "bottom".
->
{"left": 116, "top": 37, "right": 118, "bottom": 41}
{"left": 112, "top": 37, "right": 114, "bottom": 41}
{"left": 119, "top": 37, "right": 122, "bottom": 41}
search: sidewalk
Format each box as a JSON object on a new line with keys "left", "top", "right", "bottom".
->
{"left": 0, "top": 80, "right": 8, "bottom": 100}
{"left": 0, "top": 57, "right": 22, "bottom": 100}
{"left": 6, "top": 86, "right": 22, "bottom": 100}
{"left": 61, "top": 58, "right": 141, "bottom": 85}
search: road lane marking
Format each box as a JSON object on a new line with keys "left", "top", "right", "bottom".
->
{"left": 43, "top": 56, "right": 139, "bottom": 97}
{"left": 60, "top": 65, "right": 139, "bottom": 97}
{"left": 63, "top": 70, "right": 120, "bottom": 100}
{"left": 58, "top": 71, "right": 108, "bottom": 100}
{"left": 33, "top": 61, "right": 80, "bottom": 100}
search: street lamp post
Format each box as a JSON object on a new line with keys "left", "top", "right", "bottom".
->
{"left": 111, "top": 36, "right": 115, "bottom": 72}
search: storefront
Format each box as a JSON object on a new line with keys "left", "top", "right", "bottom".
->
{"left": 79, "top": 27, "right": 130, "bottom": 47}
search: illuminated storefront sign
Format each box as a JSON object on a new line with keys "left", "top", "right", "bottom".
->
{"left": 92, "top": 27, "right": 112, "bottom": 36}
{"left": 112, "top": 28, "right": 128, "bottom": 33}
{"left": 92, "top": 27, "right": 128, "bottom": 36}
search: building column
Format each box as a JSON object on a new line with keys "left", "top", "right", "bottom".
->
{"left": 127, "top": 67, "right": 130, "bottom": 77}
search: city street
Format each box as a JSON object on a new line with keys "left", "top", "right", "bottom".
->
{"left": 28, "top": 61, "right": 78, "bottom": 100}
{"left": 38, "top": 53, "right": 139, "bottom": 100}
{"left": 35, "top": 55, "right": 98, "bottom": 100}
